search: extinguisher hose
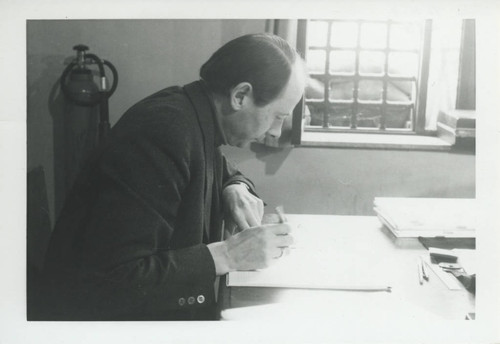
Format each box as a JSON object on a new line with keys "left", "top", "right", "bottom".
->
{"left": 59, "top": 61, "right": 78, "bottom": 100}
{"left": 85, "top": 53, "right": 105, "bottom": 79}
{"left": 86, "top": 54, "right": 118, "bottom": 98}
{"left": 102, "top": 59, "right": 119, "bottom": 97}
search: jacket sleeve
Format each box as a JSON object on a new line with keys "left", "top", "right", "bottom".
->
{"left": 70, "top": 120, "right": 216, "bottom": 318}
{"left": 221, "top": 153, "right": 260, "bottom": 199}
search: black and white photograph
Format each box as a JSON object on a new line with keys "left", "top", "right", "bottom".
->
{"left": 1, "top": 1, "right": 499, "bottom": 343}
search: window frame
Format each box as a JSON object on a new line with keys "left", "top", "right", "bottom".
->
{"left": 292, "top": 19, "right": 436, "bottom": 147}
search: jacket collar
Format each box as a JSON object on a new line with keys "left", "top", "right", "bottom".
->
{"left": 183, "top": 80, "right": 226, "bottom": 147}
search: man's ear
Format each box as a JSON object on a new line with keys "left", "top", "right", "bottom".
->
{"left": 230, "top": 82, "right": 253, "bottom": 110}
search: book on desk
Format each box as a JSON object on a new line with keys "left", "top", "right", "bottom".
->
{"left": 373, "top": 197, "right": 476, "bottom": 238}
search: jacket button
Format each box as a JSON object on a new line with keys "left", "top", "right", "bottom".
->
{"left": 178, "top": 297, "right": 186, "bottom": 306}
{"left": 187, "top": 296, "right": 195, "bottom": 305}
{"left": 197, "top": 295, "right": 205, "bottom": 304}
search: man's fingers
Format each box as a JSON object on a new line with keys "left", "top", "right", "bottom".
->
{"left": 273, "top": 247, "right": 291, "bottom": 259}
{"left": 233, "top": 208, "right": 261, "bottom": 230}
{"left": 233, "top": 216, "right": 250, "bottom": 231}
{"left": 230, "top": 207, "right": 249, "bottom": 230}
{"left": 268, "top": 223, "right": 292, "bottom": 235}
{"left": 275, "top": 233, "right": 294, "bottom": 247}
{"left": 256, "top": 201, "right": 265, "bottom": 221}
{"left": 245, "top": 211, "right": 261, "bottom": 228}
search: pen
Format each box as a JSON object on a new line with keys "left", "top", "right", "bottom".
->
{"left": 420, "top": 256, "right": 429, "bottom": 281}
{"left": 275, "top": 206, "right": 299, "bottom": 250}
{"left": 417, "top": 258, "right": 424, "bottom": 285}
{"left": 275, "top": 206, "right": 287, "bottom": 223}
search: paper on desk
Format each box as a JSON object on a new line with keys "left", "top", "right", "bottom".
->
{"left": 227, "top": 217, "right": 393, "bottom": 290}
{"left": 373, "top": 197, "right": 476, "bottom": 238}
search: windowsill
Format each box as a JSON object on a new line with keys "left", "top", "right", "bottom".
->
{"left": 300, "top": 131, "right": 452, "bottom": 151}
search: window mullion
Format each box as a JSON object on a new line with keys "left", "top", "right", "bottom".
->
{"left": 323, "top": 21, "right": 333, "bottom": 128}
{"left": 380, "top": 21, "right": 391, "bottom": 131}
{"left": 351, "top": 20, "right": 362, "bottom": 129}
{"left": 415, "top": 19, "right": 433, "bottom": 134}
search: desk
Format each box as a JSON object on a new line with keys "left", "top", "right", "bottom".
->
{"left": 219, "top": 215, "right": 475, "bottom": 321}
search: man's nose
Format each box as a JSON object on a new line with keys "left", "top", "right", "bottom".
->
{"left": 262, "top": 120, "right": 284, "bottom": 147}
{"left": 267, "top": 120, "right": 283, "bottom": 138}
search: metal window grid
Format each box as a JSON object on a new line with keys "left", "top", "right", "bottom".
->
{"left": 305, "top": 19, "right": 427, "bottom": 134}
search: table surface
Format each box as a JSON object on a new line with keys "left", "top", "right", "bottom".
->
{"left": 218, "top": 214, "right": 475, "bottom": 321}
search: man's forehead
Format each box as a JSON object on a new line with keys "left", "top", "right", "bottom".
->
{"left": 279, "top": 62, "right": 306, "bottom": 107}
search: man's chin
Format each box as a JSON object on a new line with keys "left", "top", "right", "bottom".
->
{"left": 226, "top": 138, "right": 250, "bottom": 148}
{"left": 235, "top": 141, "right": 251, "bottom": 148}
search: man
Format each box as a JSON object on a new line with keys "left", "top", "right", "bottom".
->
{"left": 41, "top": 33, "right": 305, "bottom": 320}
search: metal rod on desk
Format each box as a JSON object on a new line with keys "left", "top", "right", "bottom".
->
{"left": 420, "top": 256, "right": 429, "bottom": 281}
{"left": 417, "top": 258, "right": 424, "bottom": 285}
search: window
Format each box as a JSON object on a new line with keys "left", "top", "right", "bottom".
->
{"left": 289, "top": 18, "right": 475, "bottom": 150}
{"left": 303, "top": 19, "right": 430, "bottom": 134}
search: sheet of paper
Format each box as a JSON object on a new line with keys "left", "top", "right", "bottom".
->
{"left": 227, "top": 215, "right": 393, "bottom": 290}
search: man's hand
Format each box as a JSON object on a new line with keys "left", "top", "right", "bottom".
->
{"left": 222, "top": 183, "right": 264, "bottom": 231}
{"left": 207, "top": 223, "right": 294, "bottom": 275}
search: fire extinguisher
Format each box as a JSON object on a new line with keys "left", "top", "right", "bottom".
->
{"left": 60, "top": 44, "right": 118, "bottom": 143}
{"left": 59, "top": 44, "right": 118, "bottom": 194}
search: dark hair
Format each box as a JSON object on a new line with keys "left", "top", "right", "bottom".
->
{"left": 200, "top": 33, "right": 298, "bottom": 106}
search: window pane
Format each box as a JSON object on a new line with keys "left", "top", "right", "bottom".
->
{"left": 390, "top": 23, "right": 422, "bottom": 50}
{"left": 356, "top": 105, "right": 381, "bottom": 128}
{"left": 330, "top": 22, "right": 358, "bottom": 48}
{"left": 387, "top": 81, "right": 415, "bottom": 103}
{"left": 308, "top": 20, "right": 329, "bottom": 47}
{"left": 388, "top": 52, "right": 418, "bottom": 76}
{"left": 305, "top": 103, "right": 327, "bottom": 126}
{"left": 329, "top": 104, "right": 352, "bottom": 127}
{"left": 306, "top": 50, "right": 326, "bottom": 74}
{"left": 329, "top": 51, "right": 356, "bottom": 75}
{"left": 329, "top": 78, "right": 354, "bottom": 102}
{"left": 304, "top": 19, "right": 427, "bottom": 134}
{"left": 359, "top": 52, "right": 385, "bottom": 75}
{"left": 385, "top": 107, "right": 413, "bottom": 129}
{"left": 360, "top": 22, "right": 387, "bottom": 49}
{"left": 358, "top": 80, "right": 383, "bottom": 102}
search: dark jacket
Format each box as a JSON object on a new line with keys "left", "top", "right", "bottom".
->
{"left": 41, "top": 81, "right": 256, "bottom": 320}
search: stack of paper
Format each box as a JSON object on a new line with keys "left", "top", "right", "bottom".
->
{"left": 373, "top": 197, "right": 476, "bottom": 238}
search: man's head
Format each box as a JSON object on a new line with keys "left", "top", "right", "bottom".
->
{"left": 200, "top": 33, "right": 306, "bottom": 147}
